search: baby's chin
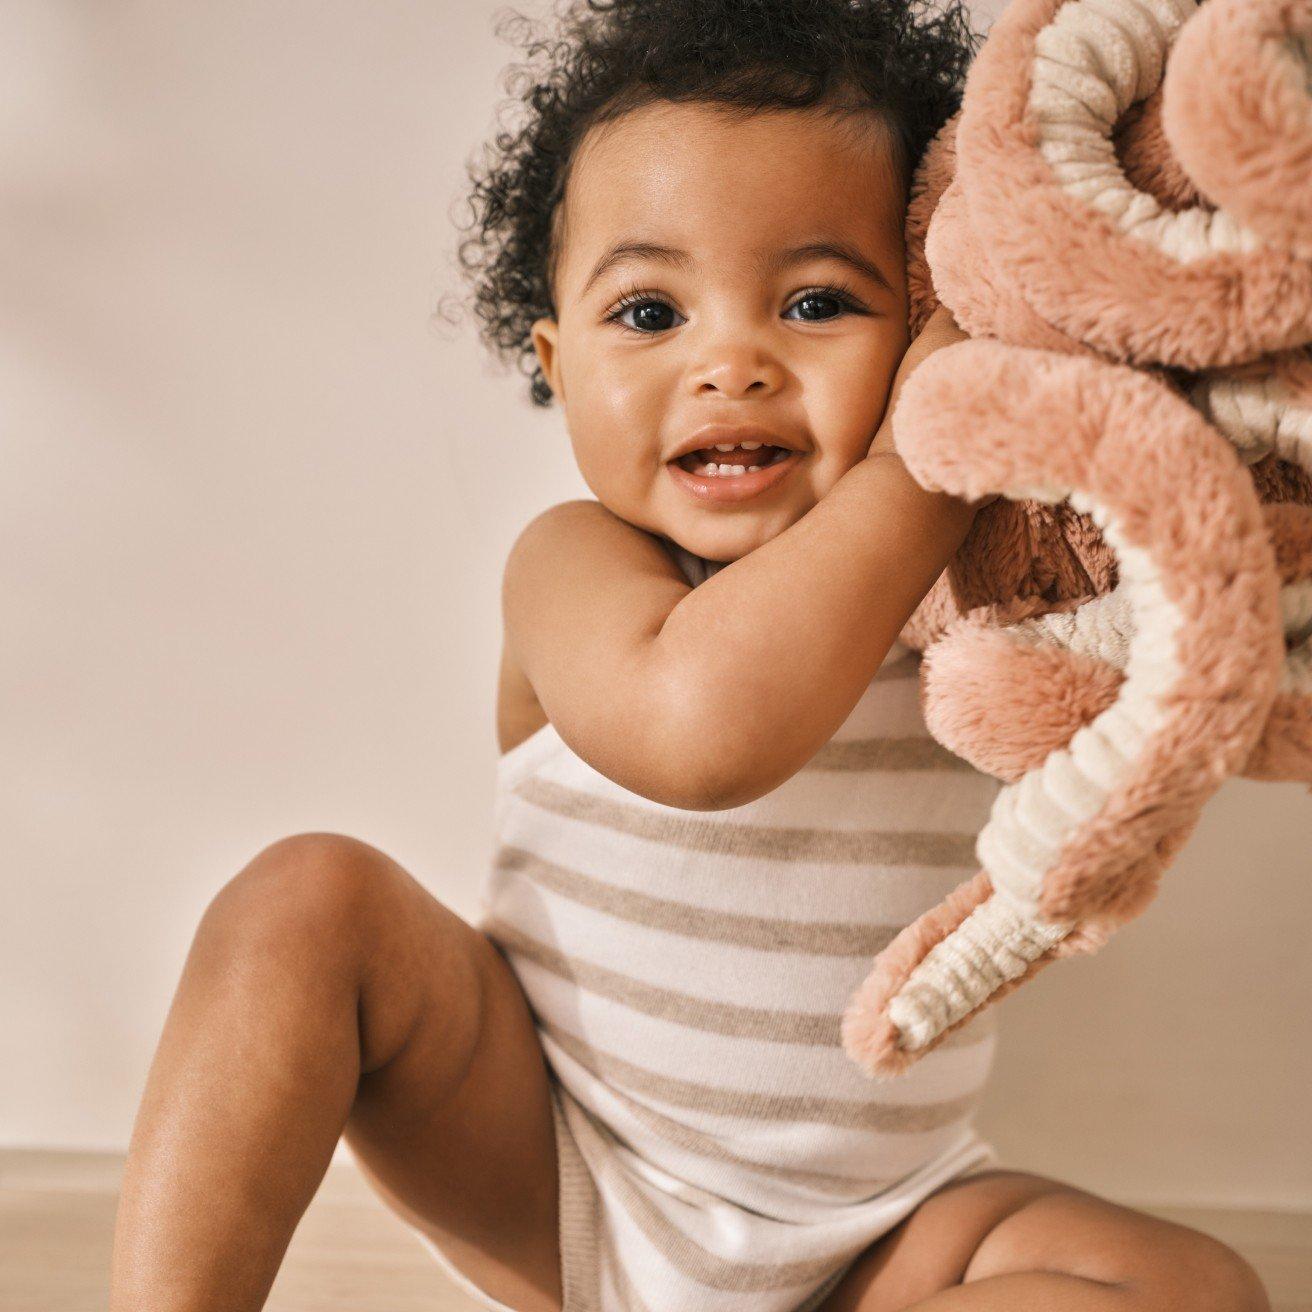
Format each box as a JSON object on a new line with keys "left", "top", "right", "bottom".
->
{"left": 589, "top": 461, "right": 836, "bottom": 563}
{"left": 655, "top": 503, "right": 813, "bottom": 565}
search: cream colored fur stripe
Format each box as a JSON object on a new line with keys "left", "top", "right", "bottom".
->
{"left": 1191, "top": 371, "right": 1312, "bottom": 467}
{"left": 1190, "top": 369, "right": 1312, "bottom": 471}
{"left": 976, "top": 520, "right": 1183, "bottom": 911}
{"left": 492, "top": 846, "right": 904, "bottom": 957}
{"left": 1030, "top": 0, "right": 1263, "bottom": 259}
{"left": 540, "top": 1017, "right": 983, "bottom": 1132}
{"left": 1008, "top": 585, "right": 1135, "bottom": 667}
{"left": 512, "top": 777, "right": 980, "bottom": 866}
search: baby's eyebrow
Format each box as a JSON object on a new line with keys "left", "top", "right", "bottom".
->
{"left": 760, "top": 241, "right": 894, "bottom": 295}
{"left": 581, "top": 241, "right": 692, "bottom": 297}
{"left": 580, "top": 238, "right": 894, "bottom": 298}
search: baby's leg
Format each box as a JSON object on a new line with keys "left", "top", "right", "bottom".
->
{"left": 815, "top": 1170, "right": 1269, "bottom": 1312}
{"left": 109, "top": 832, "right": 562, "bottom": 1312}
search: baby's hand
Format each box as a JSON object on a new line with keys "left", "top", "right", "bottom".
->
{"left": 865, "top": 306, "right": 999, "bottom": 509}
{"left": 865, "top": 305, "right": 968, "bottom": 462}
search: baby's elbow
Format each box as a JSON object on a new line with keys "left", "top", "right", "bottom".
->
{"left": 648, "top": 779, "right": 756, "bottom": 812}
{"left": 696, "top": 766, "right": 793, "bottom": 811}
{"left": 633, "top": 752, "right": 741, "bottom": 812}
{"left": 656, "top": 711, "right": 787, "bottom": 811}
{"left": 667, "top": 777, "right": 753, "bottom": 812}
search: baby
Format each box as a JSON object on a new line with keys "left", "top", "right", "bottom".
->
{"left": 108, "top": 1, "right": 1270, "bottom": 1310}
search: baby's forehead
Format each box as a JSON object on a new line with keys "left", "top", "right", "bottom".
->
{"left": 572, "top": 99, "right": 900, "bottom": 194}
{"left": 558, "top": 101, "right": 905, "bottom": 277}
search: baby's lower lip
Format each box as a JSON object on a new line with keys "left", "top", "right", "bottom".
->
{"left": 666, "top": 451, "right": 801, "bottom": 504}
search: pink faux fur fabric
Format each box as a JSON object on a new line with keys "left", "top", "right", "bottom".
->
{"left": 1164, "top": 0, "right": 1312, "bottom": 258}
{"left": 1114, "top": 89, "right": 1201, "bottom": 214}
{"left": 846, "top": 0, "right": 1312, "bottom": 1078}
{"left": 921, "top": 622, "right": 1122, "bottom": 782}
{"left": 897, "top": 341, "right": 1284, "bottom": 920}
{"left": 841, "top": 872, "right": 1005, "bottom": 1079}
{"left": 958, "top": 0, "right": 1312, "bottom": 366}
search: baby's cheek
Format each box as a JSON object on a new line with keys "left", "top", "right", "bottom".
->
{"left": 579, "top": 434, "right": 666, "bottom": 527}
{"left": 589, "top": 350, "right": 667, "bottom": 418}
{"left": 814, "top": 369, "right": 897, "bottom": 456}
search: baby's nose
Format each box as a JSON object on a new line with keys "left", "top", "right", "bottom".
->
{"left": 688, "top": 346, "right": 784, "bottom": 397}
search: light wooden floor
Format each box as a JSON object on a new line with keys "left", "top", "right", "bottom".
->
{"left": 3, "top": 1149, "right": 1309, "bottom": 1311}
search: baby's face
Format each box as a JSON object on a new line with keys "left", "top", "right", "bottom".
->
{"left": 531, "top": 100, "right": 909, "bottom": 563}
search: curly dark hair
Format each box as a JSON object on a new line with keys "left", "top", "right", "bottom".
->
{"left": 451, "top": 0, "right": 981, "bottom": 407}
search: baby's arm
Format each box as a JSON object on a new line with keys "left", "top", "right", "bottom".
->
{"left": 503, "top": 310, "right": 982, "bottom": 811}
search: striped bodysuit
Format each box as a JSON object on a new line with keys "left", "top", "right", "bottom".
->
{"left": 418, "top": 540, "right": 1004, "bottom": 1311}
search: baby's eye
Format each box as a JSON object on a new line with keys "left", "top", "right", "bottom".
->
{"left": 606, "top": 297, "right": 686, "bottom": 334}
{"left": 603, "top": 284, "right": 868, "bottom": 335}
{"left": 783, "top": 289, "right": 865, "bottom": 322}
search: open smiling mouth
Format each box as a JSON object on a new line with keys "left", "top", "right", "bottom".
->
{"left": 667, "top": 444, "right": 801, "bottom": 503}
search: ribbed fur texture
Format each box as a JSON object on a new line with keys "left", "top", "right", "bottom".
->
{"left": 1114, "top": 88, "right": 1201, "bottom": 213}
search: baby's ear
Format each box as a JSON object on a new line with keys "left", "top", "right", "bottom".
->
{"left": 530, "top": 316, "right": 563, "bottom": 403}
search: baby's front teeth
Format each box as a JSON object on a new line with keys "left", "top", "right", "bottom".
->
{"left": 693, "top": 461, "right": 766, "bottom": 476}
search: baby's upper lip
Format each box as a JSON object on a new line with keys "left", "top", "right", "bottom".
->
{"left": 667, "top": 425, "right": 802, "bottom": 463}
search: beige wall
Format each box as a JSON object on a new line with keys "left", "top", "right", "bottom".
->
{"left": 2, "top": 0, "right": 1307, "bottom": 1212}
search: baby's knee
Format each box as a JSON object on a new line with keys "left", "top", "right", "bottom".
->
{"left": 956, "top": 1175, "right": 1270, "bottom": 1312}
{"left": 1147, "top": 1229, "right": 1270, "bottom": 1312}
{"left": 1051, "top": 1205, "right": 1271, "bottom": 1312}
{"left": 197, "top": 831, "right": 398, "bottom": 964}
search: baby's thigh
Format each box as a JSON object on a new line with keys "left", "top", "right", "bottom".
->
{"left": 232, "top": 832, "right": 562, "bottom": 1312}
{"left": 817, "top": 1169, "right": 1268, "bottom": 1312}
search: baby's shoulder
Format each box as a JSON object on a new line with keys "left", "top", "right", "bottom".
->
{"left": 505, "top": 498, "right": 675, "bottom": 564}
{"left": 501, "top": 499, "right": 687, "bottom": 617}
